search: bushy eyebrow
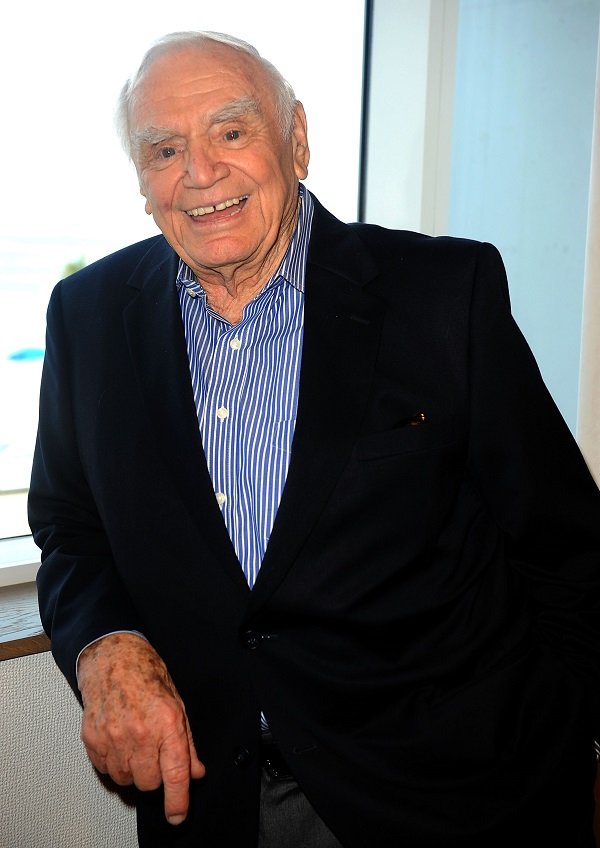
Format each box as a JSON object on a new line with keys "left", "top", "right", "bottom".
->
{"left": 207, "top": 96, "right": 261, "bottom": 126}
{"left": 130, "top": 97, "right": 261, "bottom": 156}
{"left": 131, "top": 126, "right": 178, "bottom": 150}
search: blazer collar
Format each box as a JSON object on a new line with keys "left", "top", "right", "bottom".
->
{"left": 305, "top": 193, "right": 379, "bottom": 287}
{"left": 248, "top": 196, "right": 386, "bottom": 611}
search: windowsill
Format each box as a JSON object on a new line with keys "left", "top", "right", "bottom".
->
{"left": 0, "top": 579, "right": 49, "bottom": 661}
{"left": 0, "top": 535, "right": 41, "bottom": 588}
{"left": 0, "top": 536, "right": 46, "bottom": 659}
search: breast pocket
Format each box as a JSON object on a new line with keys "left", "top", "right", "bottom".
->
{"left": 355, "top": 416, "right": 458, "bottom": 461}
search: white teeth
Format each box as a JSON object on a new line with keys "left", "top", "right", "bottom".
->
{"left": 187, "top": 196, "right": 247, "bottom": 217}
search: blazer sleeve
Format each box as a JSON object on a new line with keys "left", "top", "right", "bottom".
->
{"left": 28, "top": 282, "right": 143, "bottom": 693}
{"left": 467, "top": 242, "right": 600, "bottom": 707}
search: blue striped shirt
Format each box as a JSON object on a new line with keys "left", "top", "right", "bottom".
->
{"left": 177, "top": 186, "right": 314, "bottom": 588}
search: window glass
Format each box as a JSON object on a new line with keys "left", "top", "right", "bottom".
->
{"left": 0, "top": 0, "right": 365, "bottom": 539}
{"left": 447, "top": 0, "right": 599, "bottom": 431}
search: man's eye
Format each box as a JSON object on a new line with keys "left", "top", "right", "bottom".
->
{"left": 158, "top": 146, "right": 177, "bottom": 159}
{"left": 224, "top": 130, "right": 241, "bottom": 142}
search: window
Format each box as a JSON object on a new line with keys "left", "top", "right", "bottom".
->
{"left": 447, "top": 0, "right": 600, "bottom": 432}
{"left": 0, "top": 0, "right": 366, "bottom": 546}
{"left": 362, "top": 0, "right": 599, "bottom": 434}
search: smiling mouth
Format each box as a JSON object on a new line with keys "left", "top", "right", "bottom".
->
{"left": 186, "top": 195, "right": 249, "bottom": 217}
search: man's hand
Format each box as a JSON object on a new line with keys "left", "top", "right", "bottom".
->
{"left": 77, "top": 632, "right": 205, "bottom": 825}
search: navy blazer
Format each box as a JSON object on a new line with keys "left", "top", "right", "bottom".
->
{"left": 30, "top": 195, "right": 600, "bottom": 846}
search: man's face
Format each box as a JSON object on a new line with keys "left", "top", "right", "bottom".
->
{"left": 130, "top": 44, "right": 309, "bottom": 281}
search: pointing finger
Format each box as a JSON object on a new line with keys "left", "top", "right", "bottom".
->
{"left": 160, "top": 729, "right": 194, "bottom": 825}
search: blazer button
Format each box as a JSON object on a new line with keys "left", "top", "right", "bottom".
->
{"left": 242, "top": 629, "right": 262, "bottom": 650}
{"left": 232, "top": 746, "right": 251, "bottom": 768}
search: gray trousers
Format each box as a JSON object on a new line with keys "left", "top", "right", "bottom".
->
{"left": 258, "top": 769, "right": 344, "bottom": 848}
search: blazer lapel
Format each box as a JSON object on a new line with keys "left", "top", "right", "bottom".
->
{"left": 249, "top": 199, "right": 385, "bottom": 609}
{"left": 122, "top": 238, "right": 247, "bottom": 593}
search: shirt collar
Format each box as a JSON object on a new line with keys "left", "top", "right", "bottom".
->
{"left": 176, "top": 184, "right": 313, "bottom": 296}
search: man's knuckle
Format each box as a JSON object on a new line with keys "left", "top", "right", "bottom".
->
{"left": 163, "top": 762, "right": 190, "bottom": 787}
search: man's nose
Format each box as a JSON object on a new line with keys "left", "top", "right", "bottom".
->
{"left": 184, "top": 143, "right": 229, "bottom": 187}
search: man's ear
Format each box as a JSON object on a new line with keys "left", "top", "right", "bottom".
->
{"left": 140, "top": 183, "right": 152, "bottom": 216}
{"left": 291, "top": 102, "right": 310, "bottom": 180}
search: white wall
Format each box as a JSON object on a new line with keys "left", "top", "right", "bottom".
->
{"left": 363, "top": 0, "right": 434, "bottom": 229}
{"left": 0, "top": 652, "right": 136, "bottom": 848}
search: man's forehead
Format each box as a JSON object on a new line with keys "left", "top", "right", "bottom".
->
{"left": 131, "top": 47, "right": 271, "bottom": 124}
{"left": 139, "top": 42, "right": 262, "bottom": 93}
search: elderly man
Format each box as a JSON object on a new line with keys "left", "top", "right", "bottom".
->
{"left": 30, "top": 30, "right": 600, "bottom": 848}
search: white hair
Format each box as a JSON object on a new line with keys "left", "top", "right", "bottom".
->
{"left": 115, "top": 31, "right": 298, "bottom": 159}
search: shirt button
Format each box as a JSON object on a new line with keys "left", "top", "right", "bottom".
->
{"left": 232, "top": 746, "right": 251, "bottom": 768}
{"left": 242, "top": 630, "right": 262, "bottom": 650}
{"left": 229, "top": 338, "right": 242, "bottom": 350}
{"left": 186, "top": 288, "right": 197, "bottom": 298}
{"left": 216, "top": 406, "right": 229, "bottom": 420}
{"left": 215, "top": 492, "right": 227, "bottom": 507}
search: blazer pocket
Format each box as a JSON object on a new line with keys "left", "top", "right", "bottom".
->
{"left": 355, "top": 420, "right": 457, "bottom": 461}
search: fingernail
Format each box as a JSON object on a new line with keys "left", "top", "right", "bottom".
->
{"left": 167, "top": 815, "right": 185, "bottom": 826}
